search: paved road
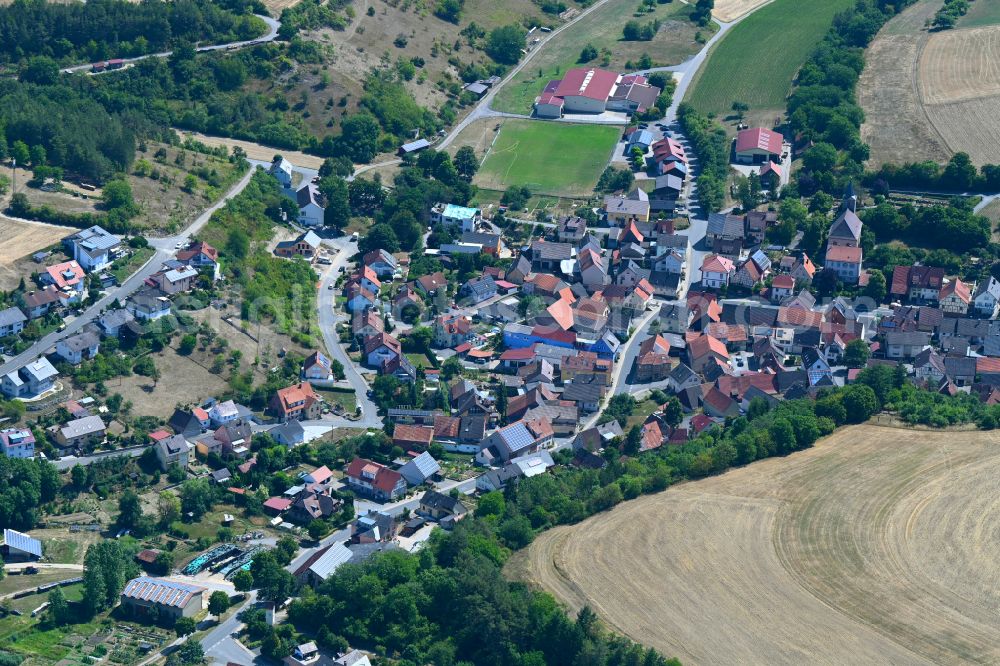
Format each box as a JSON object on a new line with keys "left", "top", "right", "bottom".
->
{"left": 0, "top": 167, "right": 257, "bottom": 379}
{"left": 61, "top": 15, "right": 281, "bottom": 74}
{"left": 315, "top": 237, "right": 381, "bottom": 428}
{"left": 201, "top": 590, "right": 258, "bottom": 665}
{"left": 355, "top": 476, "right": 477, "bottom": 519}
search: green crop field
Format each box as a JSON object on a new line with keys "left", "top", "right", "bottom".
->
{"left": 491, "top": 1, "right": 711, "bottom": 114}
{"left": 475, "top": 120, "right": 620, "bottom": 196}
{"left": 685, "top": 0, "right": 855, "bottom": 117}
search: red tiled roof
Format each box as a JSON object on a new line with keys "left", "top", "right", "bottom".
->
{"left": 553, "top": 68, "right": 619, "bottom": 101}
{"left": 264, "top": 497, "right": 292, "bottom": 511}
{"left": 977, "top": 357, "right": 1000, "bottom": 373}
{"left": 273, "top": 382, "right": 318, "bottom": 415}
{"left": 346, "top": 457, "right": 403, "bottom": 494}
{"left": 500, "top": 346, "right": 538, "bottom": 361}
{"left": 939, "top": 278, "right": 971, "bottom": 304}
{"left": 702, "top": 254, "right": 735, "bottom": 274}
{"left": 689, "top": 334, "right": 728, "bottom": 359}
{"left": 393, "top": 424, "right": 434, "bottom": 447}
{"left": 735, "top": 127, "right": 784, "bottom": 155}
{"left": 825, "top": 245, "right": 861, "bottom": 263}
{"left": 433, "top": 415, "right": 461, "bottom": 438}
{"left": 772, "top": 274, "right": 795, "bottom": 289}
{"left": 640, "top": 421, "right": 663, "bottom": 452}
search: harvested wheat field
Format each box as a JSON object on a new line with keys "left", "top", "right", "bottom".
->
{"left": 712, "top": 0, "right": 771, "bottom": 22}
{"left": 919, "top": 26, "right": 1000, "bottom": 104}
{"left": 509, "top": 425, "right": 1000, "bottom": 665}
{"left": 0, "top": 217, "right": 73, "bottom": 289}
{"left": 858, "top": 0, "right": 950, "bottom": 168}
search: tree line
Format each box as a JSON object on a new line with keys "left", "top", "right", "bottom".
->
{"left": 0, "top": 0, "right": 266, "bottom": 65}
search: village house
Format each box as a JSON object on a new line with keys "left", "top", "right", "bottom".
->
{"left": 155, "top": 434, "right": 190, "bottom": 471}
{"left": 41, "top": 260, "right": 86, "bottom": 302}
{"left": 351, "top": 310, "right": 384, "bottom": 341}
{"left": 55, "top": 330, "right": 100, "bottom": 364}
{"left": 53, "top": 414, "right": 106, "bottom": 449}
{"left": 825, "top": 245, "right": 863, "bottom": 284}
{"left": 604, "top": 189, "right": 650, "bottom": 225}
{"left": 345, "top": 284, "right": 376, "bottom": 313}
{"left": 155, "top": 265, "right": 198, "bottom": 294}
{"left": 296, "top": 183, "right": 326, "bottom": 228}
{"left": 397, "top": 450, "right": 441, "bottom": 485}
{"left": 63, "top": 225, "right": 121, "bottom": 272}
{"left": 0, "top": 307, "right": 26, "bottom": 338}
{"left": 885, "top": 331, "right": 931, "bottom": 359}
{"left": 973, "top": 277, "right": 1000, "bottom": 318}
{"left": 418, "top": 490, "right": 468, "bottom": 525}
{"left": 433, "top": 314, "right": 473, "bottom": 348}
{"left": 431, "top": 203, "right": 481, "bottom": 232}
{"left": 22, "top": 286, "right": 64, "bottom": 319}
{"left": 939, "top": 279, "right": 972, "bottom": 316}
{"left": 275, "top": 230, "right": 321, "bottom": 260}
{"left": 635, "top": 335, "right": 673, "bottom": 382}
{"left": 302, "top": 351, "right": 335, "bottom": 383}
{"left": 701, "top": 255, "right": 735, "bottom": 289}
{"left": 270, "top": 382, "right": 323, "bottom": 422}
{"left": 127, "top": 290, "right": 171, "bottom": 321}
{"left": 1, "top": 357, "right": 59, "bottom": 398}
{"left": 706, "top": 213, "right": 745, "bottom": 255}
{"left": 460, "top": 275, "right": 498, "bottom": 304}
{"left": 345, "top": 458, "right": 407, "bottom": 501}
{"left": 0, "top": 428, "right": 35, "bottom": 459}
{"left": 476, "top": 418, "right": 553, "bottom": 466}
{"left": 176, "top": 241, "right": 221, "bottom": 280}
{"left": 363, "top": 249, "right": 399, "bottom": 278}
{"left": 557, "top": 216, "right": 588, "bottom": 243}
{"left": 269, "top": 156, "right": 293, "bottom": 187}
{"left": 414, "top": 271, "right": 448, "bottom": 297}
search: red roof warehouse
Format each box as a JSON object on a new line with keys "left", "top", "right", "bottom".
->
{"left": 735, "top": 127, "right": 784, "bottom": 163}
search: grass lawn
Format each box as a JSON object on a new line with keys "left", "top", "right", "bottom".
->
{"left": 317, "top": 387, "right": 357, "bottom": 414}
{"left": 492, "top": 2, "right": 710, "bottom": 114}
{"left": 405, "top": 352, "right": 435, "bottom": 370}
{"left": 960, "top": 1, "right": 1000, "bottom": 27}
{"left": 110, "top": 246, "right": 155, "bottom": 283}
{"left": 475, "top": 120, "right": 620, "bottom": 196}
{"left": 685, "top": 0, "right": 855, "bottom": 116}
{"left": 40, "top": 537, "right": 82, "bottom": 565}
{"left": 0, "top": 572, "right": 72, "bottom": 597}
{"left": 625, "top": 398, "right": 660, "bottom": 432}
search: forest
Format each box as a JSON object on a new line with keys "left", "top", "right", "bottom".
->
{"left": 0, "top": 0, "right": 266, "bottom": 65}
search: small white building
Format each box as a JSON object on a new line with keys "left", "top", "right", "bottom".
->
{"left": 269, "top": 156, "right": 294, "bottom": 188}
{"left": 430, "top": 203, "right": 481, "bottom": 232}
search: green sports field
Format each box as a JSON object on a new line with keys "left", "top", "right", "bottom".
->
{"left": 685, "top": 0, "right": 855, "bottom": 117}
{"left": 475, "top": 120, "right": 620, "bottom": 196}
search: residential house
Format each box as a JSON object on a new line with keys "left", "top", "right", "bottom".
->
{"left": 97, "top": 309, "right": 135, "bottom": 338}
{"left": 272, "top": 420, "right": 305, "bottom": 447}
{"left": 155, "top": 434, "right": 190, "bottom": 471}
{"left": 296, "top": 183, "right": 325, "bottom": 228}
{"left": 653, "top": 249, "right": 686, "bottom": 275}
{"left": 22, "top": 286, "right": 63, "bottom": 319}
{"left": 293, "top": 543, "right": 352, "bottom": 587}
{"left": 363, "top": 249, "right": 399, "bottom": 278}
{"left": 0, "top": 307, "right": 26, "bottom": 338}
{"left": 913, "top": 348, "right": 947, "bottom": 385}
{"left": 418, "top": 490, "right": 468, "bottom": 524}
{"left": 802, "top": 347, "right": 832, "bottom": 386}
{"left": 789, "top": 253, "right": 816, "bottom": 285}
{"left": 127, "top": 290, "right": 171, "bottom": 321}
{"left": 825, "top": 245, "right": 863, "bottom": 284}
{"left": 41, "top": 260, "right": 86, "bottom": 302}
{"left": 604, "top": 189, "right": 650, "bottom": 225}
{"left": 270, "top": 382, "right": 322, "bottom": 422}
{"left": 890, "top": 265, "right": 946, "bottom": 303}
{"left": 476, "top": 450, "right": 555, "bottom": 491}
{"left": 530, "top": 240, "right": 574, "bottom": 273}
{"left": 208, "top": 400, "right": 240, "bottom": 427}
{"left": 460, "top": 275, "right": 497, "bottom": 304}
{"left": 63, "top": 225, "right": 120, "bottom": 272}
{"left": 431, "top": 203, "right": 481, "bottom": 232}
{"left": 770, "top": 274, "right": 795, "bottom": 303}
{"left": 433, "top": 314, "right": 472, "bottom": 348}
{"left": 688, "top": 334, "right": 729, "bottom": 374}
{"left": 397, "top": 451, "right": 440, "bottom": 485}
{"left": 476, "top": 418, "right": 553, "bottom": 465}
{"left": 302, "top": 351, "right": 335, "bottom": 382}
{"left": 701, "top": 255, "right": 735, "bottom": 289}
{"left": 155, "top": 266, "right": 198, "bottom": 294}
{"left": 274, "top": 230, "right": 321, "bottom": 260}
{"left": 557, "top": 216, "right": 588, "bottom": 243}
{"left": 577, "top": 247, "right": 608, "bottom": 288}
{"left": 885, "top": 331, "right": 931, "bottom": 359}
{"left": 703, "top": 387, "right": 739, "bottom": 419}
{"left": 973, "top": 277, "right": 1000, "bottom": 318}
{"left": 120, "top": 577, "right": 205, "bottom": 620}
{"left": 660, "top": 302, "right": 691, "bottom": 335}
{"left": 0, "top": 428, "right": 35, "bottom": 459}
{"left": 345, "top": 284, "right": 376, "bottom": 313}
{"left": 731, "top": 258, "right": 764, "bottom": 290}
{"left": 53, "top": 415, "right": 106, "bottom": 449}
{"left": 55, "top": 330, "right": 100, "bottom": 364}
{"left": 944, "top": 356, "right": 976, "bottom": 387}
{"left": 939, "top": 279, "right": 971, "bottom": 316}
{"left": 634, "top": 335, "right": 673, "bottom": 382}
{"left": 176, "top": 241, "right": 221, "bottom": 280}
{"left": 414, "top": 271, "right": 448, "bottom": 297}
{"left": 269, "top": 156, "right": 293, "bottom": 187}
{"left": 1, "top": 357, "right": 58, "bottom": 398}
{"left": 650, "top": 174, "right": 683, "bottom": 212}
{"left": 745, "top": 210, "right": 777, "bottom": 246}
{"left": 351, "top": 266, "right": 382, "bottom": 296}
{"left": 573, "top": 421, "right": 623, "bottom": 452}
{"left": 345, "top": 458, "right": 407, "bottom": 501}
{"left": 706, "top": 213, "right": 744, "bottom": 255}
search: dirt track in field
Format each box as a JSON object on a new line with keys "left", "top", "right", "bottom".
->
{"left": 508, "top": 425, "right": 1000, "bottom": 665}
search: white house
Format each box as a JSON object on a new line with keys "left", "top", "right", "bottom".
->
{"left": 63, "top": 226, "right": 120, "bottom": 272}
{"left": 269, "top": 156, "right": 294, "bottom": 188}
{"left": 653, "top": 249, "right": 686, "bottom": 275}
{"left": 127, "top": 291, "right": 171, "bottom": 321}
{"left": 1, "top": 357, "right": 58, "bottom": 398}
{"left": 0, "top": 307, "right": 27, "bottom": 338}
{"left": 296, "top": 184, "right": 325, "bottom": 228}
{"left": 431, "top": 203, "right": 481, "bottom": 232}
{"left": 0, "top": 428, "right": 35, "bottom": 458}
{"left": 973, "top": 277, "right": 1000, "bottom": 318}
{"left": 56, "top": 330, "right": 100, "bottom": 365}
{"left": 700, "top": 254, "right": 735, "bottom": 289}
{"left": 208, "top": 400, "right": 240, "bottom": 426}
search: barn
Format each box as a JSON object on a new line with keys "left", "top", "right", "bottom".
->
{"left": 734, "top": 127, "right": 784, "bottom": 164}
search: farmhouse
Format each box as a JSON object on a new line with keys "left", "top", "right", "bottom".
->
{"left": 734, "top": 127, "right": 784, "bottom": 164}
{"left": 119, "top": 577, "right": 205, "bottom": 620}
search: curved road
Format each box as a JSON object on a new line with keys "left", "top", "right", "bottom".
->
{"left": 61, "top": 15, "right": 281, "bottom": 74}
